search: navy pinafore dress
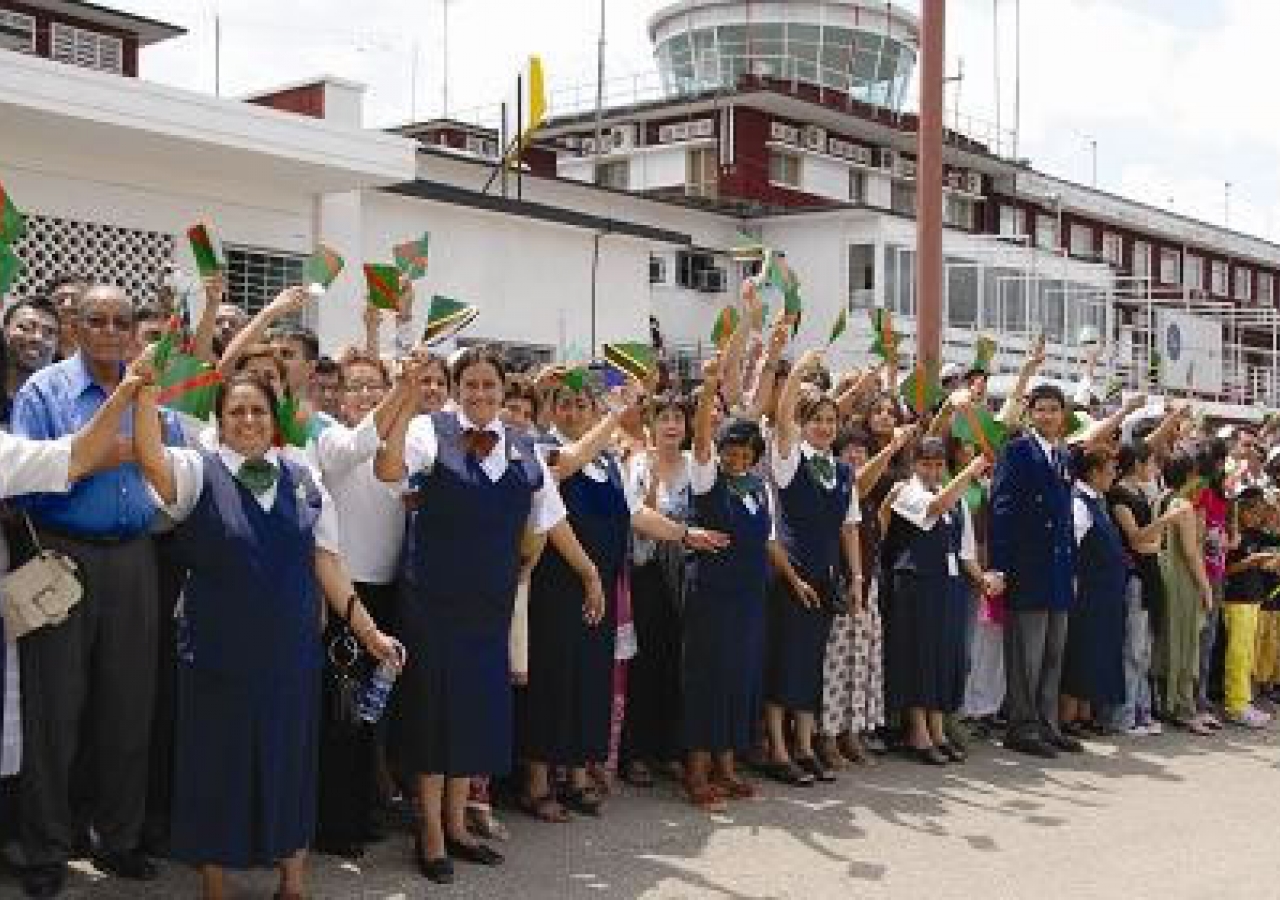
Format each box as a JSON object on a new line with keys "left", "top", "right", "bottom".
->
{"left": 390, "top": 412, "right": 542, "bottom": 777}
{"left": 767, "top": 454, "right": 854, "bottom": 712}
{"left": 524, "top": 444, "right": 629, "bottom": 766}
{"left": 1063, "top": 489, "right": 1128, "bottom": 707}
{"left": 682, "top": 471, "right": 772, "bottom": 753}
{"left": 167, "top": 452, "right": 323, "bottom": 868}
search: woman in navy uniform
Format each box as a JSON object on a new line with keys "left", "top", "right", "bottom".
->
{"left": 523, "top": 377, "right": 726, "bottom": 822}
{"left": 764, "top": 349, "right": 863, "bottom": 785}
{"left": 883, "top": 433, "right": 997, "bottom": 765}
{"left": 1061, "top": 446, "right": 1129, "bottom": 734}
{"left": 375, "top": 347, "right": 602, "bottom": 884}
{"left": 681, "top": 354, "right": 773, "bottom": 812}
{"left": 134, "top": 371, "right": 402, "bottom": 900}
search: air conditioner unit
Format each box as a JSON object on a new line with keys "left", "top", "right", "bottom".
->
{"left": 828, "top": 138, "right": 849, "bottom": 159}
{"left": 966, "top": 172, "right": 984, "bottom": 194}
{"left": 649, "top": 255, "right": 668, "bottom": 285}
{"left": 610, "top": 124, "right": 638, "bottom": 151}
{"left": 563, "top": 136, "right": 581, "bottom": 149}
{"left": 669, "top": 122, "right": 691, "bottom": 142}
{"left": 850, "top": 145, "right": 872, "bottom": 166}
{"left": 770, "top": 121, "right": 790, "bottom": 141}
{"left": 690, "top": 118, "right": 715, "bottom": 138}
{"left": 802, "top": 125, "right": 827, "bottom": 152}
{"left": 696, "top": 267, "right": 727, "bottom": 293}
{"left": 580, "top": 137, "right": 597, "bottom": 154}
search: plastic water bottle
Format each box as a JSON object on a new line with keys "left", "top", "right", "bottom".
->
{"left": 355, "top": 660, "right": 399, "bottom": 724}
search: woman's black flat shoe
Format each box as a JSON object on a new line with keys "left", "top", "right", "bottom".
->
{"left": 445, "top": 838, "right": 504, "bottom": 866}
{"left": 414, "top": 835, "right": 455, "bottom": 884}
{"left": 764, "top": 760, "right": 816, "bottom": 787}
{"left": 561, "top": 786, "right": 603, "bottom": 817}
{"left": 915, "top": 746, "right": 949, "bottom": 766}
{"left": 794, "top": 755, "right": 837, "bottom": 783}
{"left": 937, "top": 742, "right": 968, "bottom": 763}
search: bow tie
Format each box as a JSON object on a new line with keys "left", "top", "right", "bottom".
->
{"left": 808, "top": 454, "right": 835, "bottom": 484}
{"left": 463, "top": 428, "right": 499, "bottom": 459}
{"left": 237, "top": 458, "right": 279, "bottom": 496}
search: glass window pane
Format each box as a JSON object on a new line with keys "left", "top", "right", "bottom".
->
{"left": 946, "top": 258, "right": 978, "bottom": 327}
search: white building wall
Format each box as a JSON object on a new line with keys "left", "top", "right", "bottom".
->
{"left": 801, "top": 153, "right": 850, "bottom": 203}
{"left": 629, "top": 146, "right": 689, "bottom": 192}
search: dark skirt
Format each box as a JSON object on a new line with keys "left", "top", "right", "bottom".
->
{"left": 522, "top": 566, "right": 617, "bottom": 767}
{"left": 682, "top": 581, "right": 765, "bottom": 754}
{"left": 1063, "top": 578, "right": 1128, "bottom": 707}
{"left": 314, "top": 580, "right": 396, "bottom": 851}
{"left": 390, "top": 585, "right": 512, "bottom": 778}
{"left": 764, "top": 579, "right": 835, "bottom": 712}
{"left": 885, "top": 572, "right": 969, "bottom": 713}
{"left": 621, "top": 561, "right": 684, "bottom": 766}
{"left": 170, "top": 663, "right": 319, "bottom": 869}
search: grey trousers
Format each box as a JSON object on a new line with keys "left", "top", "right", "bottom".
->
{"left": 19, "top": 533, "right": 158, "bottom": 866}
{"left": 1003, "top": 610, "right": 1069, "bottom": 742}
{"left": 1196, "top": 581, "right": 1224, "bottom": 712}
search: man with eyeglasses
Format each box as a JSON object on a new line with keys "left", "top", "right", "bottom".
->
{"left": 2, "top": 298, "right": 60, "bottom": 427}
{"left": 9, "top": 283, "right": 181, "bottom": 897}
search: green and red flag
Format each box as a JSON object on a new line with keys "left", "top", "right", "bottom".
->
{"left": 972, "top": 334, "right": 997, "bottom": 374}
{"left": 0, "top": 244, "right": 23, "bottom": 297}
{"left": 275, "top": 394, "right": 311, "bottom": 448}
{"left": 303, "top": 244, "right": 344, "bottom": 296}
{"left": 870, "top": 307, "right": 896, "bottom": 360}
{"left": 158, "top": 354, "right": 223, "bottom": 420}
{"left": 900, "top": 360, "right": 945, "bottom": 416}
{"left": 0, "top": 181, "right": 26, "bottom": 246}
{"left": 952, "top": 403, "right": 1008, "bottom": 459}
{"left": 363, "top": 263, "right": 401, "bottom": 311}
{"left": 186, "top": 223, "right": 224, "bottom": 277}
{"left": 603, "top": 341, "right": 655, "bottom": 383}
{"left": 393, "top": 232, "right": 430, "bottom": 280}
{"left": 710, "top": 305, "right": 740, "bottom": 350}
{"left": 827, "top": 306, "right": 848, "bottom": 346}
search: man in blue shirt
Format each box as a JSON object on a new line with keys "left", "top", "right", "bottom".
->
{"left": 11, "top": 283, "right": 179, "bottom": 898}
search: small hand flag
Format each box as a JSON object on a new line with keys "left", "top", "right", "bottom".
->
{"left": 603, "top": 342, "right": 655, "bottom": 383}
{"left": 0, "top": 180, "right": 26, "bottom": 246}
{"left": 827, "top": 306, "right": 848, "bottom": 346}
{"left": 0, "top": 244, "right": 23, "bottom": 296}
{"left": 186, "top": 223, "right": 224, "bottom": 277}
{"left": 275, "top": 395, "right": 311, "bottom": 448}
{"left": 363, "top": 263, "right": 402, "bottom": 311}
{"left": 422, "top": 295, "right": 479, "bottom": 346}
{"left": 711, "top": 305, "right": 740, "bottom": 350}
{"left": 900, "top": 360, "right": 945, "bottom": 415}
{"left": 972, "top": 335, "right": 997, "bottom": 374}
{"left": 952, "top": 403, "right": 1008, "bottom": 459}
{"left": 870, "top": 308, "right": 896, "bottom": 360}
{"left": 394, "top": 232, "right": 430, "bottom": 280}
{"left": 730, "top": 232, "right": 766, "bottom": 263}
{"left": 303, "top": 244, "right": 344, "bottom": 297}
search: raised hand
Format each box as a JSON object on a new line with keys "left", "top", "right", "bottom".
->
{"left": 266, "top": 285, "right": 309, "bottom": 319}
{"left": 701, "top": 353, "right": 723, "bottom": 384}
{"left": 201, "top": 270, "right": 227, "bottom": 306}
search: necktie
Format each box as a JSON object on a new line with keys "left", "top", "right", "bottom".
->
{"left": 809, "top": 454, "right": 835, "bottom": 485}
{"left": 237, "top": 458, "right": 279, "bottom": 496}
{"left": 463, "top": 428, "right": 499, "bottom": 459}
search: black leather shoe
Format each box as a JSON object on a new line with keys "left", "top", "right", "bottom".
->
{"left": 92, "top": 850, "right": 157, "bottom": 881}
{"left": 1047, "top": 733, "right": 1085, "bottom": 754}
{"left": 1004, "top": 736, "right": 1059, "bottom": 759}
{"left": 937, "top": 742, "right": 968, "bottom": 763}
{"left": 21, "top": 863, "right": 67, "bottom": 899}
{"left": 914, "top": 746, "right": 949, "bottom": 766}
{"left": 414, "top": 835, "right": 455, "bottom": 884}
{"left": 445, "top": 837, "right": 504, "bottom": 866}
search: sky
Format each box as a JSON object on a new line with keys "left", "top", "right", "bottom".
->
{"left": 116, "top": 0, "right": 1279, "bottom": 242}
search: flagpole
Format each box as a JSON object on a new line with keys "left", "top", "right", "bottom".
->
{"left": 916, "top": 0, "right": 945, "bottom": 368}
{"left": 517, "top": 73, "right": 524, "bottom": 200}
{"left": 442, "top": 0, "right": 451, "bottom": 118}
{"left": 594, "top": 0, "right": 606, "bottom": 160}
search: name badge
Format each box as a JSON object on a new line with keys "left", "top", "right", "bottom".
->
{"left": 947, "top": 553, "right": 960, "bottom": 578}
{"left": 743, "top": 494, "right": 760, "bottom": 515}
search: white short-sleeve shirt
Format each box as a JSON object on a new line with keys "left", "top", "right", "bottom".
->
{"left": 770, "top": 439, "right": 861, "bottom": 526}
{"left": 403, "top": 412, "right": 566, "bottom": 535}
{"left": 690, "top": 452, "right": 776, "bottom": 536}
{"left": 891, "top": 475, "right": 976, "bottom": 562}
{"left": 1072, "top": 482, "right": 1099, "bottom": 546}
{"left": 156, "top": 445, "right": 342, "bottom": 554}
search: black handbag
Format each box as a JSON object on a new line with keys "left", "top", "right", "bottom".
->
{"left": 322, "top": 595, "right": 366, "bottom": 730}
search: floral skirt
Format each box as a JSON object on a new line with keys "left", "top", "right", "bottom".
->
{"left": 819, "top": 581, "right": 886, "bottom": 736}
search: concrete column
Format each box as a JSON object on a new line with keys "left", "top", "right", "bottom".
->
{"left": 916, "top": 0, "right": 946, "bottom": 366}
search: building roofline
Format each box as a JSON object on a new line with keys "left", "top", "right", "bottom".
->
{"left": 32, "top": 0, "right": 187, "bottom": 44}
{"left": 239, "top": 74, "right": 367, "bottom": 102}
{"left": 646, "top": 0, "right": 921, "bottom": 43}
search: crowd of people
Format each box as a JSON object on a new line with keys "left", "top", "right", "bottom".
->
{"left": 1, "top": 269, "right": 1278, "bottom": 899}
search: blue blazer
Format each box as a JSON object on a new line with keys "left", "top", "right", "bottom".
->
{"left": 989, "top": 433, "right": 1076, "bottom": 612}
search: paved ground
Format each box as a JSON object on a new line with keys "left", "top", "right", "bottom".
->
{"left": 11, "top": 727, "right": 1280, "bottom": 900}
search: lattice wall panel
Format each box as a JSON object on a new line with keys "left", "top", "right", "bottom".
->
{"left": 6, "top": 213, "right": 174, "bottom": 304}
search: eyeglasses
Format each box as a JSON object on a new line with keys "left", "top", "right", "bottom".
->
{"left": 81, "top": 314, "right": 134, "bottom": 332}
{"left": 344, "top": 381, "right": 387, "bottom": 394}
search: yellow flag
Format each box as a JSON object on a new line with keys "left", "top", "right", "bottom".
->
{"left": 506, "top": 55, "right": 547, "bottom": 169}
{"left": 527, "top": 55, "right": 546, "bottom": 134}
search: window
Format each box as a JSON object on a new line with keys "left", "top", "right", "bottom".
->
{"left": 848, "top": 244, "right": 875, "bottom": 309}
{"left": 225, "top": 246, "right": 307, "bottom": 319}
{"left": 1132, "top": 240, "right": 1151, "bottom": 279}
{"left": 1035, "top": 215, "right": 1058, "bottom": 251}
{"left": 1159, "top": 248, "right": 1181, "bottom": 285}
{"left": 594, "top": 160, "right": 629, "bottom": 190}
{"left": 685, "top": 148, "right": 717, "bottom": 199}
{"left": 1101, "top": 232, "right": 1123, "bottom": 267}
{"left": 891, "top": 182, "right": 916, "bottom": 216}
{"left": 999, "top": 205, "right": 1027, "bottom": 238}
{"left": 1210, "top": 259, "right": 1228, "bottom": 296}
{"left": 944, "top": 195, "right": 974, "bottom": 230}
{"left": 0, "top": 10, "right": 35, "bottom": 53}
{"left": 849, "top": 170, "right": 866, "bottom": 203}
{"left": 50, "top": 22, "right": 123, "bottom": 74}
{"left": 1186, "top": 254, "right": 1204, "bottom": 291}
{"left": 1235, "top": 267, "right": 1252, "bottom": 302}
{"left": 946, "top": 258, "right": 978, "bottom": 326}
{"left": 649, "top": 255, "right": 668, "bottom": 285}
{"left": 1069, "top": 222, "right": 1094, "bottom": 258}
{"left": 768, "top": 151, "right": 801, "bottom": 188}
{"left": 1260, "top": 272, "right": 1275, "bottom": 305}
{"left": 675, "top": 251, "right": 721, "bottom": 291}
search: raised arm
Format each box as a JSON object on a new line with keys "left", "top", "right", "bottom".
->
{"left": 362, "top": 304, "right": 382, "bottom": 358}
{"left": 133, "top": 375, "right": 175, "bottom": 504}
{"left": 67, "top": 361, "right": 147, "bottom": 482}
{"left": 719, "top": 281, "right": 759, "bottom": 411}
{"left": 692, "top": 354, "right": 722, "bottom": 466}
{"left": 188, "top": 272, "right": 224, "bottom": 364}
{"left": 1145, "top": 402, "right": 1190, "bottom": 453}
{"left": 217, "top": 285, "right": 308, "bottom": 375}
{"left": 373, "top": 393, "right": 417, "bottom": 483}
{"left": 998, "top": 334, "right": 1046, "bottom": 427}
{"left": 926, "top": 453, "right": 991, "bottom": 520}
{"left": 775, "top": 347, "right": 823, "bottom": 460}
{"left": 551, "top": 382, "right": 637, "bottom": 482}
{"left": 857, "top": 423, "right": 917, "bottom": 496}
{"left": 1080, "top": 393, "right": 1147, "bottom": 447}
{"left": 835, "top": 365, "right": 882, "bottom": 419}
{"left": 742, "top": 315, "right": 790, "bottom": 422}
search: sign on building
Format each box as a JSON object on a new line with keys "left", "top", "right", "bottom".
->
{"left": 1155, "top": 309, "right": 1222, "bottom": 393}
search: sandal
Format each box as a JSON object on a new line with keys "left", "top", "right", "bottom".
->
{"left": 795, "top": 755, "right": 837, "bottom": 783}
{"left": 622, "top": 761, "right": 655, "bottom": 788}
{"left": 764, "top": 760, "right": 815, "bottom": 787}
{"left": 713, "top": 776, "right": 757, "bottom": 800}
{"left": 465, "top": 806, "right": 510, "bottom": 842}
{"left": 518, "top": 793, "right": 570, "bottom": 823}
{"left": 1177, "top": 718, "right": 1214, "bottom": 737}
{"left": 685, "top": 781, "right": 728, "bottom": 813}
{"left": 561, "top": 785, "right": 603, "bottom": 817}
